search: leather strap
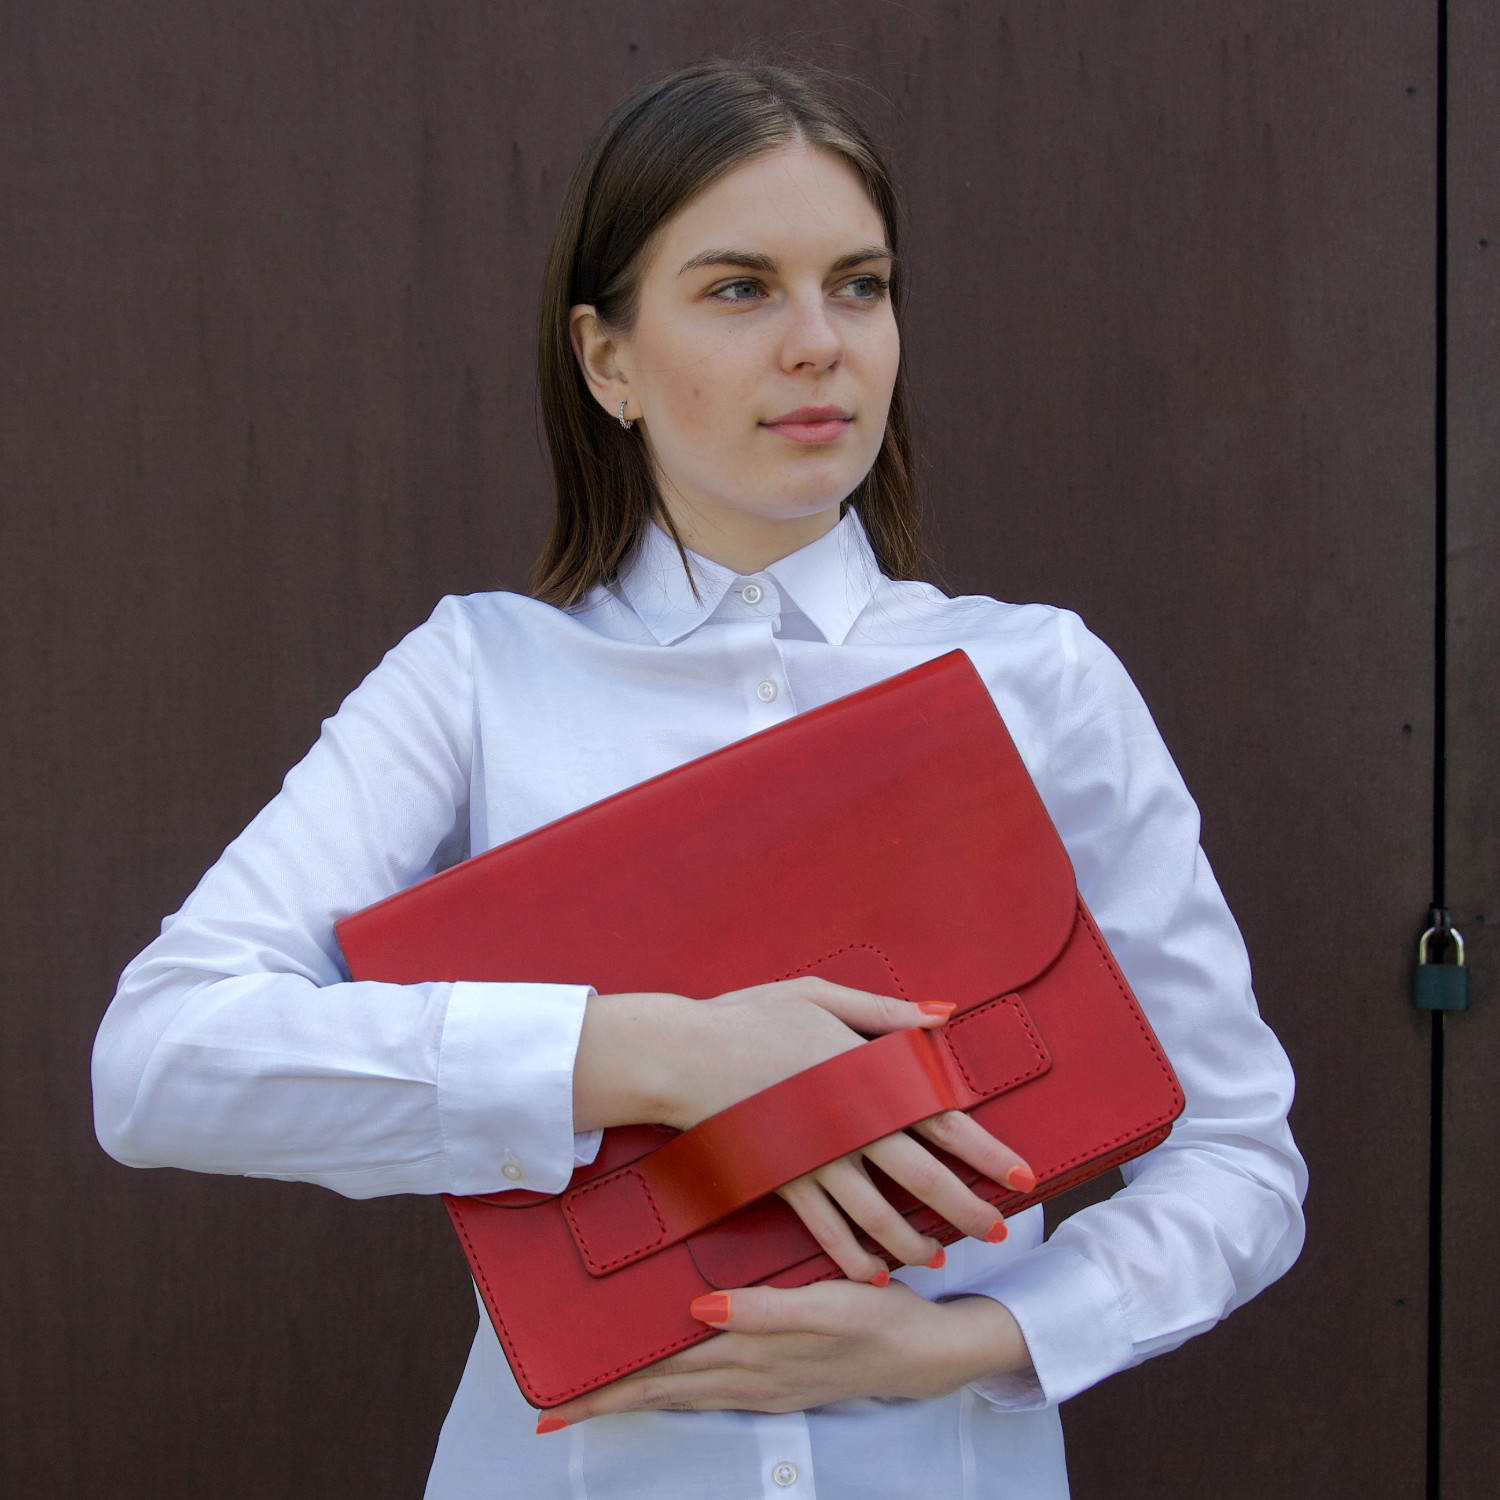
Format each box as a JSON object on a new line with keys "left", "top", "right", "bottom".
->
{"left": 562, "top": 993, "right": 1050, "bottom": 1275}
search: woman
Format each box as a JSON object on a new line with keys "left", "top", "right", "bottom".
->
{"left": 93, "top": 61, "right": 1306, "bottom": 1499}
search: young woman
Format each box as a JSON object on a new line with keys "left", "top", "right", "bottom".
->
{"left": 93, "top": 61, "right": 1306, "bottom": 1499}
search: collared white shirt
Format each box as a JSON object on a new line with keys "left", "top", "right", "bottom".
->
{"left": 93, "top": 512, "right": 1306, "bottom": 1499}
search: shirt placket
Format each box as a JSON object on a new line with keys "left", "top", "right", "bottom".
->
{"left": 726, "top": 575, "right": 795, "bottom": 720}
{"left": 753, "top": 1412, "right": 817, "bottom": 1499}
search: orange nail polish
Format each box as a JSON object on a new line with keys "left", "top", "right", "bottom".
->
{"left": 869, "top": 1267, "right": 891, "bottom": 1287}
{"left": 536, "top": 1416, "right": 568, "bottom": 1435}
{"left": 689, "top": 1292, "right": 731, "bottom": 1323}
{"left": 925, "top": 1248, "right": 947, "bottom": 1269}
{"left": 916, "top": 1000, "right": 956, "bottom": 1017}
{"left": 1005, "top": 1165, "right": 1037, "bottom": 1194}
{"left": 983, "top": 1218, "right": 1008, "bottom": 1243}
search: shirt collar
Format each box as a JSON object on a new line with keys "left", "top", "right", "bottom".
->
{"left": 616, "top": 509, "right": 881, "bottom": 647}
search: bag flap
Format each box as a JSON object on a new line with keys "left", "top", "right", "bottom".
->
{"left": 338, "top": 651, "right": 1077, "bottom": 1010}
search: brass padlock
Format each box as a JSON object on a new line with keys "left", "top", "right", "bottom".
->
{"left": 1414, "top": 926, "right": 1469, "bottom": 1011}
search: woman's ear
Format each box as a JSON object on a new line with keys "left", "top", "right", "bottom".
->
{"left": 569, "top": 305, "right": 637, "bottom": 424}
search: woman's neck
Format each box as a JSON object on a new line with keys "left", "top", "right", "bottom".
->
{"left": 656, "top": 493, "right": 843, "bottom": 575}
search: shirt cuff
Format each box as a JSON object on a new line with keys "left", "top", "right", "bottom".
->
{"left": 437, "top": 981, "right": 594, "bottom": 1196}
{"left": 964, "top": 1243, "right": 1134, "bottom": 1411}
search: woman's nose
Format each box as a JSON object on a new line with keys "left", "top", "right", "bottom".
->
{"left": 779, "top": 292, "right": 843, "bottom": 371}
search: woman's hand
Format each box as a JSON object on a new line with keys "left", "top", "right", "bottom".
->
{"left": 572, "top": 978, "right": 897, "bottom": 1132}
{"left": 572, "top": 978, "right": 1035, "bottom": 1280}
{"left": 779, "top": 1109, "right": 1034, "bottom": 1283}
{"left": 537, "top": 1281, "right": 1031, "bottom": 1427}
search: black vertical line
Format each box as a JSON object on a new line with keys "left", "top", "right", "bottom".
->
{"left": 1428, "top": 1012, "right": 1444, "bottom": 1500}
{"left": 1428, "top": 2, "right": 1449, "bottom": 1497}
{"left": 1435, "top": 13, "right": 1450, "bottom": 908}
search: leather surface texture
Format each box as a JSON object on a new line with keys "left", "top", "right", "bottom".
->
{"left": 336, "top": 651, "right": 1185, "bottom": 1408}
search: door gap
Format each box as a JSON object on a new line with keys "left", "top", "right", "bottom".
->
{"left": 1427, "top": 3, "right": 1449, "bottom": 1498}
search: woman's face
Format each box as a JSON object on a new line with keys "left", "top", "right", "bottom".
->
{"left": 572, "top": 144, "right": 900, "bottom": 568}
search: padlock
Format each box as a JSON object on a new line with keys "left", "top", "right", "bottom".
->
{"left": 1414, "top": 926, "right": 1469, "bottom": 1011}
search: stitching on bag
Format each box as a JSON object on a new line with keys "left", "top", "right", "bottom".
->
{"left": 450, "top": 1196, "right": 714, "bottom": 1406}
{"left": 774, "top": 942, "right": 908, "bottom": 998}
{"left": 1048, "top": 905, "right": 1181, "bottom": 1160}
{"left": 1079, "top": 903, "right": 1182, "bottom": 1104}
{"left": 942, "top": 995, "right": 1049, "bottom": 1097}
{"left": 984, "top": 904, "right": 1184, "bottom": 1180}
{"left": 1000, "top": 1124, "right": 1177, "bottom": 1209}
{"left": 561, "top": 1168, "right": 667, "bottom": 1275}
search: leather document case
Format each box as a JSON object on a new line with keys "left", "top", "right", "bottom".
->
{"left": 336, "top": 650, "right": 1184, "bottom": 1408}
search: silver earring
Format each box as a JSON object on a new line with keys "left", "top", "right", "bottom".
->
{"left": 618, "top": 401, "right": 634, "bottom": 431}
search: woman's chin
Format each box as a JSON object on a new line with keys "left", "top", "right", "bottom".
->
{"left": 755, "top": 467, "right": 872, "bottom": 521}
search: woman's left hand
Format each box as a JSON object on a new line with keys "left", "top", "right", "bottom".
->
{"left": 538, "top": 1281, "right": 1031, "bottom": 1426}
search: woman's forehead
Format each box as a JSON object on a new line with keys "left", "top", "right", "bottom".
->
{"left": 654, "top": 146, "right": 889, "bottom": 272}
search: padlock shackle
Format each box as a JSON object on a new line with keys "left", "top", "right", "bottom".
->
{"left": 1418, "top": 925, "right": 1466, "bottom": 966}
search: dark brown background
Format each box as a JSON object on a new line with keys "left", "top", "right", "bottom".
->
{"left": 1, "top": 2, "right": 1492, "bottom": 1496}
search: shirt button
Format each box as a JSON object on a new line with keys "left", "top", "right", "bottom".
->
{"left": 756, "top": 680, "right": 778, "bottom": 703}
{"left": 740, "top": 582, "right": 764, "bottom": 604}
{"left": 772, "top": 1462, "right": 798, "bottom": 1486}
{"left": 500, "top": 1157, "right": 526, "bottom": 1183}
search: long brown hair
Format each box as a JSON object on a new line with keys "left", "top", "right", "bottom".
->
{"left": 528, "top": 60, "right": 922, "bottom": 607}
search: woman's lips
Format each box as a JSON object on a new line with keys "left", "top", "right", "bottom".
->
{"left": 762, "top": 406, "right": 853, "bottom": 445}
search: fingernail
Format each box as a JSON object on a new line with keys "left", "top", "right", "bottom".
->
{"left": 983, "top": 1217, "right": 1008, "bottom": 1243}
{"left": 689, "top": 1292, "right": 731, "bottom": 1323}
{"left": 916, "top": 1000, "right": 956, "bottom": 1017}
{"left": 925, "top": 1248, "right": 947, "bottom": 1268}
{"left": 536, "top": 1416, "right": 569, "bottom": 1435}
{"left": 1005, "top": 1165, "right": 1037, "bottom": 1194}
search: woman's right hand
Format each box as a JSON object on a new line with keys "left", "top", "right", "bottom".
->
{"left": 571, "top": 979, "right": 1035, "bottom": 1282}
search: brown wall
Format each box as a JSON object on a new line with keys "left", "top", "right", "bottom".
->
{"left": 1, "top": 3, "right": 1479, "bottom": 1495}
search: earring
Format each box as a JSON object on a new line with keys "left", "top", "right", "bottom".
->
{"left": 618, "top": 401, "right": 634, "bottom": 431}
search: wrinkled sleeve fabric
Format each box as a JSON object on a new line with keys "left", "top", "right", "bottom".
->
{"left": 91, "top": 596, "right": 594, "bottom": 1200}
{"left": 960, "top": 612, "right": 1307, "bottom": 1410}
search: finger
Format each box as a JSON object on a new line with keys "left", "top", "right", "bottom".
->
{"left": 688, "top": 1277, "right": 899, "bottom": 1336}
{"left": 778, "top": 1175, "right": 890, "bottom": 1283}
{"left": 544, "top": 1362, "right": 781, "bottom": 1425}
{"left": 864, "top": 1128, "right": 1011, "bottom": 1244}
{"left": 776, "top": 977, "right": 956, "bottom": 1036}
{"left": 911, "top": 1111, "right": 1037, "bottom": 1196}
{"left": 542, "top": 1341, "right": 738, "bottom": 1426}
{"left": 812, "top": 1155, "right": 941, "bottom": 1266}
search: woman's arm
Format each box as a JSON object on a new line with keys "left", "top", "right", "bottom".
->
{"left": 92, "top": 597, "right": 597, "bottom": 1198}
{"left": 944, "top": 615, "right": 1307, "bottom": 1409}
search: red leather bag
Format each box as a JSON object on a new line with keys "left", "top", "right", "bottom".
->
{"left": 336, "top": 651, "right": 1183, "bottom": 1408}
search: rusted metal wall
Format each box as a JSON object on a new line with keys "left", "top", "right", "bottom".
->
{"left": 0, "top": 3, "right": 1453, "bottom": 1495}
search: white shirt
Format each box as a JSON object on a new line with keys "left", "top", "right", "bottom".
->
{"left": 93, "top": 512, "right": 1306, "bottom": 1500}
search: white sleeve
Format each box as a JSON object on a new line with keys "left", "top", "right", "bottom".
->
{"left": 91, "top": 595, "right": 595, "bottom": 1200}
{"left": 958, "top": 615, "right": 1308, "bottom": 1409}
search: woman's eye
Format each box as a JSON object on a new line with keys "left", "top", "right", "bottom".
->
{"left": 835, "top": 274, "right": 890, "bottom": 302}
{"left": 711, "top": 279, "right": 764, "bottom": 303}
